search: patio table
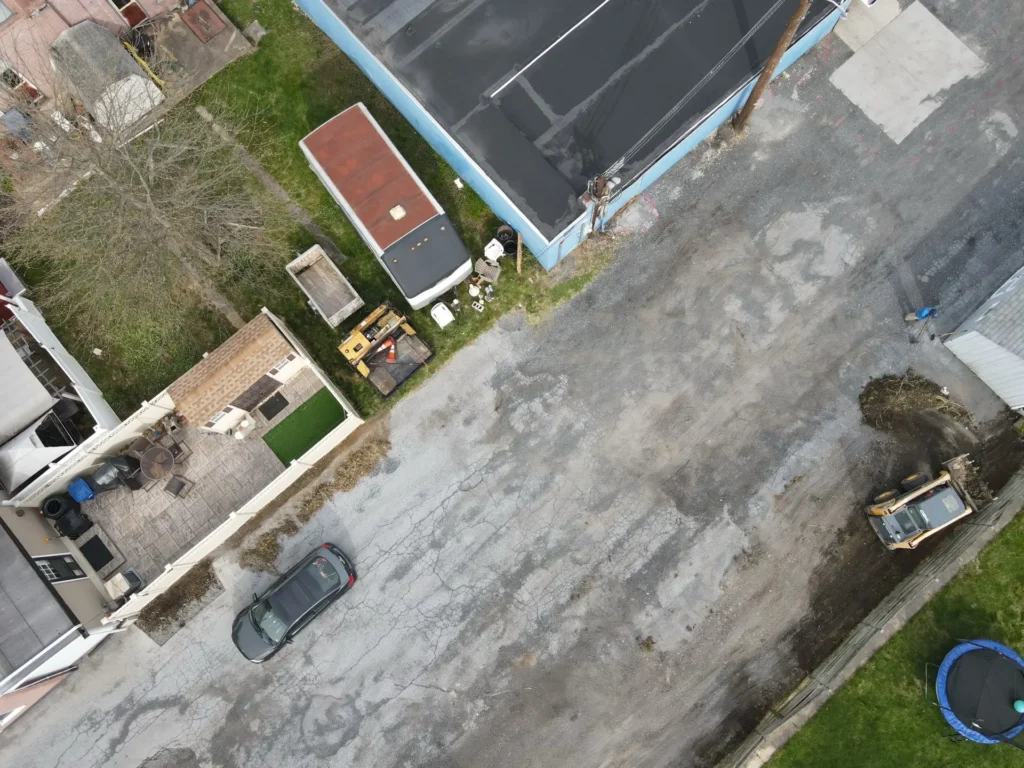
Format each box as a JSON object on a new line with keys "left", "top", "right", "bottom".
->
{"left": 140, "top": 444, "right": 175, "bottom": 480}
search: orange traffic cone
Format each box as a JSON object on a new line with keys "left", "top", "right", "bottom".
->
{"left": 384, "top": 338, "right": 397, "bottom": 364}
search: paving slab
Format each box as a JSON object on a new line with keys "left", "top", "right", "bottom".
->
{"left": 832, "top": 0, "right": 902, "bottom": 53}
{"left": 830, "top": 1, "right": 985, "bottom": 143}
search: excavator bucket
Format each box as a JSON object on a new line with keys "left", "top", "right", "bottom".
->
{"left": 943, "top": 453, "right": 990, "bottom": 512}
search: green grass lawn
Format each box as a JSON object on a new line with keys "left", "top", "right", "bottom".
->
{"left": 769, "top": 508, "right": 1024, "bottom": 768}
{"left": 262, "top": 386, "right": 346, "bottom": 464}
{"left": 50, "top": 299, "right": 236, "bottom": 418}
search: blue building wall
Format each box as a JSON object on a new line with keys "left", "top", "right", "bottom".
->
{"left": 534, "top": 2, "right": 848, "bottom": 269}
{"left": 295, "top": 0, "right": 848, "bottom": 270}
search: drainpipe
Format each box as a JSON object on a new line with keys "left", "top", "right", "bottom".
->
{"left": 589, "top": 174, "right": 610, "bottom": 233}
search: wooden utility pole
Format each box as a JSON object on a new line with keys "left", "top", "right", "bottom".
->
{"left": 733, "top": 0, "right": 811, "bottom": 132}
{"left": 516, "top": 232, "right": 523, "bottom": 275}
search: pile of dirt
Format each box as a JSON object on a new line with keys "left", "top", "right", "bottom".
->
{"left": 137, "top": 559, "right": 220, "bottom": 635}
{"left": 238, "top": 520, "right": 299, "bottom": 573}
{"left": 859, "top": 370, "right": 972, "bottom": 431}
{"left": 959, "top": 458, "right": 996, "bottom": 505}
{"left": 860, "top": 371, "right": 1024, "bottom": 498}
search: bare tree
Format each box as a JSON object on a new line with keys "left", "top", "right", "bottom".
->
{"left": 0, "top": 31, "right": 295, "bottom": 338}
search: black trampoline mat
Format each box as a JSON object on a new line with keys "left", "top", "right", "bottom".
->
{"left": 79, "top": 535, "right": 114, "bottom": 571}
{"left": 947, "top": 648, "right": 1024, "bottom": 734}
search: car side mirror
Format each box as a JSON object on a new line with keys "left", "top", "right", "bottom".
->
{"left": 252, "top": 593, "right": 259, "bottom": 603}
{"left": 285, "top": 637, "right": 293, "bottom": 645}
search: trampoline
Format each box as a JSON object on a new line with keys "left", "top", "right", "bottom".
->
{"left": 936, "top": 639, "right": 1024, "bottom": 746}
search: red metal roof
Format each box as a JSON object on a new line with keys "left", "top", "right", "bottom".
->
{"left": 300, "top": 104, "right": 441, "bottom": 254}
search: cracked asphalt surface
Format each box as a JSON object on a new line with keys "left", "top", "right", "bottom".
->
{"left": 4, "top": 2, "right": 1024, "bottom": 766}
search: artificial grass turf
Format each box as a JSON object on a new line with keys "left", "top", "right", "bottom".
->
{"left": 262, "top": 386, "right": 346, "bottom": 464}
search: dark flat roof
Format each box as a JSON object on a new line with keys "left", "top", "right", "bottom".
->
{"left": 326, "top": 0, "right": 832, "bottom": 240}
{"left": 384, "top": 213, "right": 470, "bottom": 298}
{"left": 0, "top": 523, "right": 75, "bottom": 677}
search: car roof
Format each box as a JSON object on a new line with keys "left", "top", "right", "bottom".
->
{"left": 267, "top": 552, "right": 341, "bottom": 625}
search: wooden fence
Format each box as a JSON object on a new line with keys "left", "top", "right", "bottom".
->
{"left": 718, "top": 471, "right": 1024, "bottom": 767}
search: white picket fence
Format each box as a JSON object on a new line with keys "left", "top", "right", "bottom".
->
{"left": 104, "top": 414, "right": 362, "bottom": 624}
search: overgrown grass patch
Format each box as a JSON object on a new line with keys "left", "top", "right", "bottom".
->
{"left": 296, "top": 436, "right": 390, "bottom": 524}
{"left": 15, "top": 0, "right": 618, "bottom": 421}
{"left": 238, "top": 519, "right": 300, "bottom": 573}
{"left": 769, "top": 507, "right": 1024, "bottom": 768}
{"left": 14, "top": 0, "right": 619, "bottom": 431}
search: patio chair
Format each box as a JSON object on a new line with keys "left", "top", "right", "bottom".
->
{"left": 162, "top": 475, "right": 194, "bottom": 499}
{"left": 124, "top": 474, "right": 146, "bottom": 492}
{"left": 168, "top": 441, "right": 191, "bottom": 465}
{"left": 127, "top": 435, "right": 155, "bottom": 458}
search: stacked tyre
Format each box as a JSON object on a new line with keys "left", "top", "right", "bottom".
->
{"left": 40, "top": 493, "right": 93, "bottom": 539}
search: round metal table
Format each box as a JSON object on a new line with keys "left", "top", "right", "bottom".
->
{"left": 140, "top": 444, "right": 175, "bottom": 480}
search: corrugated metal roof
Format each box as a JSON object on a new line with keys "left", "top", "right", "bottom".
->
{"left": 0, "top": 330, "right": 57, "bottom": 445}
{"left": 0, "top": 523, "right": 75, "bottom": 678}
{"left": 946, "top": 265, "right": 1024, "bottom": 409}
{"left": 949, "top": 264, "right": 1024, "bottom": 356}
{"left": 946, "top": 332, "right": 1024, "bottom": 410}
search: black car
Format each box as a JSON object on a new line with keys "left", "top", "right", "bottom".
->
{"left": 232, "top": 543, "right": 357, "bottom": 662}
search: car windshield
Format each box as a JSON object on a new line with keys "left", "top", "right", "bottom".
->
{"left": 251, "top": 600, "right": 288, "bottom": 644}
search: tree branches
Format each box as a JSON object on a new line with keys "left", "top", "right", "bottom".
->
{"left": 0, "top": 69, "right": 296, "bottom": 339}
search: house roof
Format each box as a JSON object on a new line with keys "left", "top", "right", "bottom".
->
{"left": 0, "top": 330, "right": 57, "bottom": 445}
{"left": 972, "top": 286, "right": 1024, "bottom": 359}
{"left": 949, "top": 265, "right": 1024, "bottom": 357}
{"left": 0, "top": 522, "right": 75, "bottom": 679}
{"left": 167, "top": 314, "right": 293, "bottom": 424}
{"left": 50, "top": 21, "right": 163, "bottom": 131}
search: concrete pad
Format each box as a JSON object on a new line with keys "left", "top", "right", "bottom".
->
{"left": 830, "top": 1, "right": 984, "bottom": 143}
{"left": 153, "top": 1, "right": 252, "bottom": 94}
{"left": 832, "top": 0, "right": 901, "bottom": 53}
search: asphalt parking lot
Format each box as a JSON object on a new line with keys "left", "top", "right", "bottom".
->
{"left": 4, "top": 2, "right": 1024, "bottom": 767}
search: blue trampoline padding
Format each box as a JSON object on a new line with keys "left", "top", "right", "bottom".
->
{"left": 67, "top": 477, "right": 95, "bottom": 503}
{"left": 937, "top": 639, "right": 1024, "bottom": 744}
